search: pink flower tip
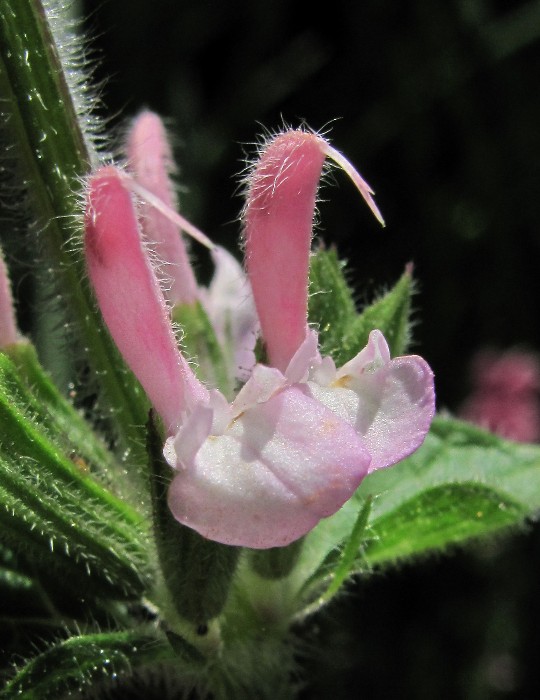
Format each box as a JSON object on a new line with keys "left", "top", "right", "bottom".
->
{"left": 243, "top": 128, "right": 384, "bottom": 373}
{"left": 0, "top": 248, "right": 20, "bottom": 347}
{"left": 124, "top": 110, "right": 198, "bottom": 305}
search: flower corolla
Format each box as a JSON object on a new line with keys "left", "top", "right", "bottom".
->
{"left": 84, "top": 124, "right": 435, "bottom": 549}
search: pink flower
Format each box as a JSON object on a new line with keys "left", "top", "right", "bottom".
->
{"left": 124, "top": 110, "right": 198, "bottom": 306}
{"left": 125, "top": 110, "right": 258, "bottom": 383}
{"left": 243, "top": 130, "right": 435, "bottom": 472}
{"left": 85, "top": 166, "right": 369, "bottom": 548}
{"left": 84, "top": 167, "right": 205, "bottom": 434}
{"left": 460, "top": 349, "right": 540, "bottom": 443}
{"left": 84, "top": 129, "right": 435, "bottom": 549}
{"left": 243, "top": 130, "right": 383, "bottom": 374}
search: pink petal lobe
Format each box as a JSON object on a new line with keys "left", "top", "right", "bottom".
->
{"left": 84, "top": 166, "right": 206, "bottom": 432}
{"left": 0, "top": 248, "right": 20, "bottom": 347}
{"left": 165, "top": 403, "right": 214, "bottom": 468}
{"left": 125, "top": 110, "right": 198, "bottom": 305}
{"left": 231, "top": 363, "right": 287, "bottom": 415}
{"left": 284, "top": 328, "right": 320, "bottom": 384}
{"left": 309, "top": 330, "right": 435, "bottom": 472}
{"left": 167, "top": 384, "right": 371, "bottom": 548}
{"left": 243, "top": 131, "right": 326, "bottom": 373}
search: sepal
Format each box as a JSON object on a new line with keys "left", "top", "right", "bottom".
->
{"left": 308, "top": 247, "right": 358, "bottom": 361}
{"left": 248, "top": 538, "right": 305, "bottom": 580}
{"left": 172, "top": 300, "right": 233, "bottom": 397}
{"left": 348, "top": 264, "right": 414, "bottom": 359}
{"left": 0, "top": 352, "right": 151, "bottom": 599}
{"left": 297, "top": 496, "right": 372, "bottom": 613}
{"left": 308, "top": 249, "right": 414, "bottom": 366}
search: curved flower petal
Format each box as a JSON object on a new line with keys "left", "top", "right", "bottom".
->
{"left": 284, "top": 328, "right": 320, "bottom": 384}
{"left": 231, "top": 363, "right": 287, "bottom": 415}
{"left": 167, "top": 384, "right": 371, "bottom": 548}
{"left": 243, "top": 132, "right": 326, "bottom": 373}
{"left": 309, "top": 330, "right": 435, "bottom": 472}
{"left": 163, "top": 409, "right": 209, "bottom": 471}
{"left": 125, "top": 110, "right": 198, "bottom": 305}
{"left": 243, "top": 130, "right": 384, "bottom": 375}
{"left": 84, "top": 166, "right": 207, "bottom": 433}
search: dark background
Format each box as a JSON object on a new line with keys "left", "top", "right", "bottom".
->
{"left": 80, "top": 1, "right": 540, "bottom": 697}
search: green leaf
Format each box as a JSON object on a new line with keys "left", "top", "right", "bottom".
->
{"left": 4, "top": 345, "right": 119, "bottom": 474}
{"left": 308, "top": 248, "right": 358, "bottom": 362}
{"left": 308, "top": 248, "right": 414, "bottom": 367}
{"left": 347, "top": 263, "right": 414, "bottom": 358}
{"left": 294, "top": 416, "right": 540, "bottom": 608}
{"left": 356, "top": 416, "right": 540, "bottom": 519}
{"left": 364, "top": 482, "right": 526, "bottom": 565}
{"left": 0, "top": 631, "right": 174, "bottom": 699}
{"left": 3, "top": 343, "right": 140, "bottom": 504}
{"left": 0, "top": 353, "right": 152, "bottom": 599}
{"left": 0, "top": 0, "right": 149, "bottom": 462}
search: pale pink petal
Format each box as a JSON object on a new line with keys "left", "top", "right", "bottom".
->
{"left": 310, "top": 355, "right": 337, "bottom": 386}
{"left": 84, "top": 166, "right": 207, "bottom": 433}
{"left": 284, "top": 327, "right": 320, "bottom": 384}
{"left": 201, "top": 245, "right": 258, "bottom": 381}
{"left": 167, "top": 384, "right": 371, "bottom": 548}
{"left": 338, "top": 327, "right": 391, "bottom": 375}
{"left": 207, "top": 389, "right": 233, "bottom": 434}
{"left": 231, "top": 363, "right": 287, "bottom": 415}
{"left": 164, "top": 403, "right": 214, "bottom": 468}
{"left": 125, "top": 110, "right": 198, "bottom": 305}
{"left": 0, "top": 248, "right": 20, "bottom": 347}
{"left": 309, "top": 330, "right": 435, "bottom": 472}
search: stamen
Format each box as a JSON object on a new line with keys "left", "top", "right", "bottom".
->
{"left": 320, "top": 142, "right": 386, "bottom": 227}
{"left": 119, "top": 171, "right": 216, "bottom": 250}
